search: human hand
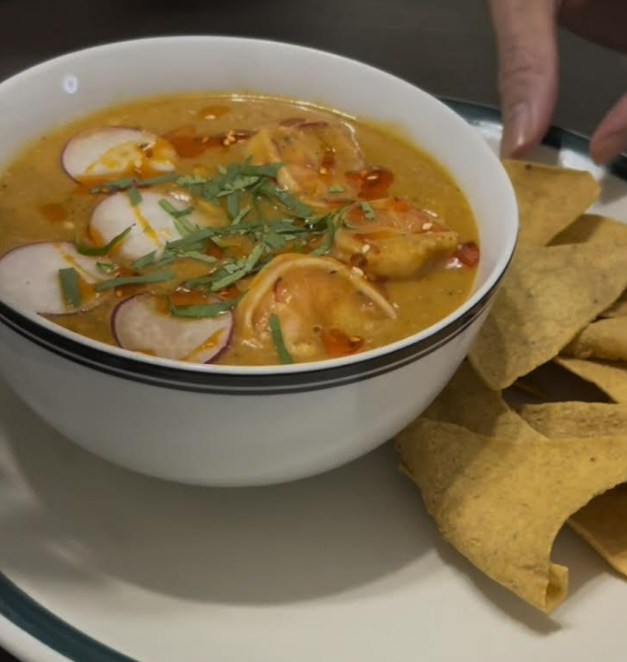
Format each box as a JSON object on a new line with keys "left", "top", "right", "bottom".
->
{"left": 488, "top": 0, "right": 627, "bottom": 163}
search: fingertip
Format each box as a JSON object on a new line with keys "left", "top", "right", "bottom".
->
{"left": 590, "top": 130, "right": 627, "bottom": 165}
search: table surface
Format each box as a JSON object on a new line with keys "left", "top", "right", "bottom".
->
{"left": 0, "top": 0, "right": 625, "bottom": 660}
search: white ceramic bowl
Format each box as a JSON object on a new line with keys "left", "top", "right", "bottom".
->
{"left": 0, "top": 37, "right": 517, "bottom": 486}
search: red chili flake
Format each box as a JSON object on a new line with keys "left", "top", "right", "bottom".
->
{"left": 451, "top": 241, "right": 480, "bottom": 268}
{"left": 321, "top": 328, "right": 364, "bottom": 357}
{"left": 346, "top": 166, "right": 394, "bottom": 199}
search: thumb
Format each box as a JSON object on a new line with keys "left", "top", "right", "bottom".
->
{"left": 488, "top": 0, "right": 560, "bottom": 158}
{"left": 590, "top": 92, "right": 627, "bottom": 163}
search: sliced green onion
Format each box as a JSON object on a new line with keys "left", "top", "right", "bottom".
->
{"left": 58, "top": 267, "right": 81, "bottom": 308}
{"left": 74, "top": 225, "right": 133, "bottom": 256}
{"left": 327, "top": 185, "right": 344, "bottom": 193}
{"left": 94, "top": 270, "right": 176, "bottom": 292}
{"left": 269, "top": 314, "right": 293, "bottom": 364}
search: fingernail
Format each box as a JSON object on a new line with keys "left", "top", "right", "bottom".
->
{"left": 590, "top": 131, "right": 627, "bottom": 165}
{"left": 501, "top": 102, "right": 530, "bottom": 158}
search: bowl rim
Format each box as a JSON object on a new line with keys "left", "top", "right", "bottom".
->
{"left": 0, "top": 35, "right": 518, "bottom": 389}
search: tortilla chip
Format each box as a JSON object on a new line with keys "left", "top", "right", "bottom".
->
{"left": 602, "top": 292, "right": 627, "bottom": 318}
{"left": 503, "top": 160, "right": 600, "bottom": 246}
{"left": 569, "top": 487, "right": 627, "bottom": 578}
{"left": 422, "top": 361, "right": 543, "bottom": 440}
{"left": 397, "top": 418, "right": 627, "bottom": 612}
{"left": 557, "top": 357, "right": 627, "bottom": 403}
{"left": 469, "top": 244, "right": 627, "bottom": 390}
{"left": 518, "top": 401, "right": 627, "bottom": 577}
{"left": 564, "top": 317, "right": 627, "bottom": 361}
{"left": 518, "top": 401, "right": 627, "bottom": 438}
{"left": 551, "top": 213, "right": 627, "bottom": 246}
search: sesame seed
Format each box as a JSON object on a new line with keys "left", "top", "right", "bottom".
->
{"left": 361, "top": 244, "right": 371, "bottom": 254}
{"left": 319, "top": 167, "right": 328, "bottom": 175}
{"left": 351, "top": 266, "right": 365, "bottom": 276}
{"left": 422, "top": 222, "right": 433, "bottom": 230}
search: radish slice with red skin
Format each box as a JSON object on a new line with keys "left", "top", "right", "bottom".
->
{"left": 0, "top": 242, "right": 107, "bottom": 315}
{"left": 112, "top": 293, "right": 233, "bottom": 363}
{"left": 89, "top": 191, "right": 213, "bottom": 261}
{"left": 62, "top": 127, "right": 178, "bottom": 183}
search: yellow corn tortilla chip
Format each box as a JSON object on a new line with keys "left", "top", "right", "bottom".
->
{"left": 551, "top": 213, "right": 627, "bottom": 246}
{"left": 518, "top": 401, "right": 627, "bottom": 577}
{"left": 564, "top": 317, "right": 627, "bottom": 361}
{"left": 518, "top": 401, "right": 627, "bottom": 438}
{"left": 470, "top": 244, "right": 627, "bottom": 390}
{"left": 397, "top": 418, "right": 627, "bottom": 612}
{"left": 602, "top": 292, "right": 627, "bottom": 318}
{"left": 557, "top": 357, "right": 627, "bottom": 403}
{"left": 422, "top": 361, "right": 543, "bottom": 440}
{"left": 503, "top": 160, "right": 600, "bottom": 246}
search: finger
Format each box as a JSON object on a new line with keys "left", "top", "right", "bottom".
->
{"left": 488, "top": 0, "right": 560, "bottom": 158}
{"left": 590, "top": 92, "right": 627, "bottom": 163}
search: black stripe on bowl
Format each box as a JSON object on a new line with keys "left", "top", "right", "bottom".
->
{"left": 0, "top": 273, "right": 501, "bottom": 395}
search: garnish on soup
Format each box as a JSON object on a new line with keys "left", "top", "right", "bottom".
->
{"left": 0, "top": 94, "right": 479, "bottom": 365}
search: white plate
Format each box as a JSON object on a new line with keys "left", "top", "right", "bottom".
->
{"left": 1, "top": 103, "right": 626, "bottom": 662}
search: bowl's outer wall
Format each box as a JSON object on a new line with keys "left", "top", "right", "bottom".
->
{"left": 0, "top": 38, "right": 514, "bottom": 484}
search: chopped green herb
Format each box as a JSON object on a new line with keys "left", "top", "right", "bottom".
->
{"left": 240, "top": 162, "right": 284, "bottom": 178}
{"left": 89, "top": 176, "right": 135, "bottom": 194}
{"left": 231, "top": 205, "right": 251, "bottom": 225}
{"left": 166, "top": 227, "right": 217, "bottom": 250}
{"left": 269, "top": 314, "right": 293, "bottom": 364}
{"left": 263, "top": 232, "right": 287, "bottom": 250}
{"left": 152, "top": 252, "right": 177, "bottom": 268}
{"left": 309, "top": 214, "right": 338, "bottom": 257}
{"left": 175, "top": 174, "right": 207, "bottom": 186}
{"left": 74, "top": 225, "right": 133, "bottom": 256}
{"left": 327, "top": 185, "right": 345, "bottom": 193}
{"left": 94, "top": 270, "right": 176, "bottom": 292}
{"left": 58, "top": 267, "right": 81, "bottom": 308}
{"left": 168, "top": 296, "right": 241, "bottom": 319}
{"left": 96, "top": 262, "right": 117, "bottom": 274}
{"left": 217, "top": 165, "right": 227, "bottom": 175}
{"left": 127, "top": 186, "right": 142, "bottom": 206}
{"left": 226, "top": 190, "right": 239, "bottom": 220}
{"left": 260, "top": 182, "right": 312, "bottom": 218}
{"left": 131, "top": 251, "right": 156, "bottom": 270}
{"left": 158, "top": 198, "right": 191, "bottom": 218}
{"left": 210, "top": 244, "right": 264, "bottom": 291}
{"left": 359, "top": 201, "right": 376, "bottom": 220}
{"left": 179, "top": 251, "right": 218, "bottom": 264}
{"left": 137, "top": 172, "right": 179, "bottom": 187}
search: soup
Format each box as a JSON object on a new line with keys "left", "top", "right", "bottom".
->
{"left": 0, "top": 94, "right": 479, "bottom": 366}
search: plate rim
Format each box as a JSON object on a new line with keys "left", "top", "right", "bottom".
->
{"left": 0, "top": 97, "right": 621, "bottom": 662}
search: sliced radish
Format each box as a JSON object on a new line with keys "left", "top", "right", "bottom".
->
{"left": 112, "top": 293, "right": 232, "bottom": 363}
{"left": 0, "top": 242, "right": 107, "bottom": 315}
{"left": 89, "top": 191, "right": 208, "bottom": 261}
{"left": 62, "top": 127, "right": 178, "bottom": 183}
